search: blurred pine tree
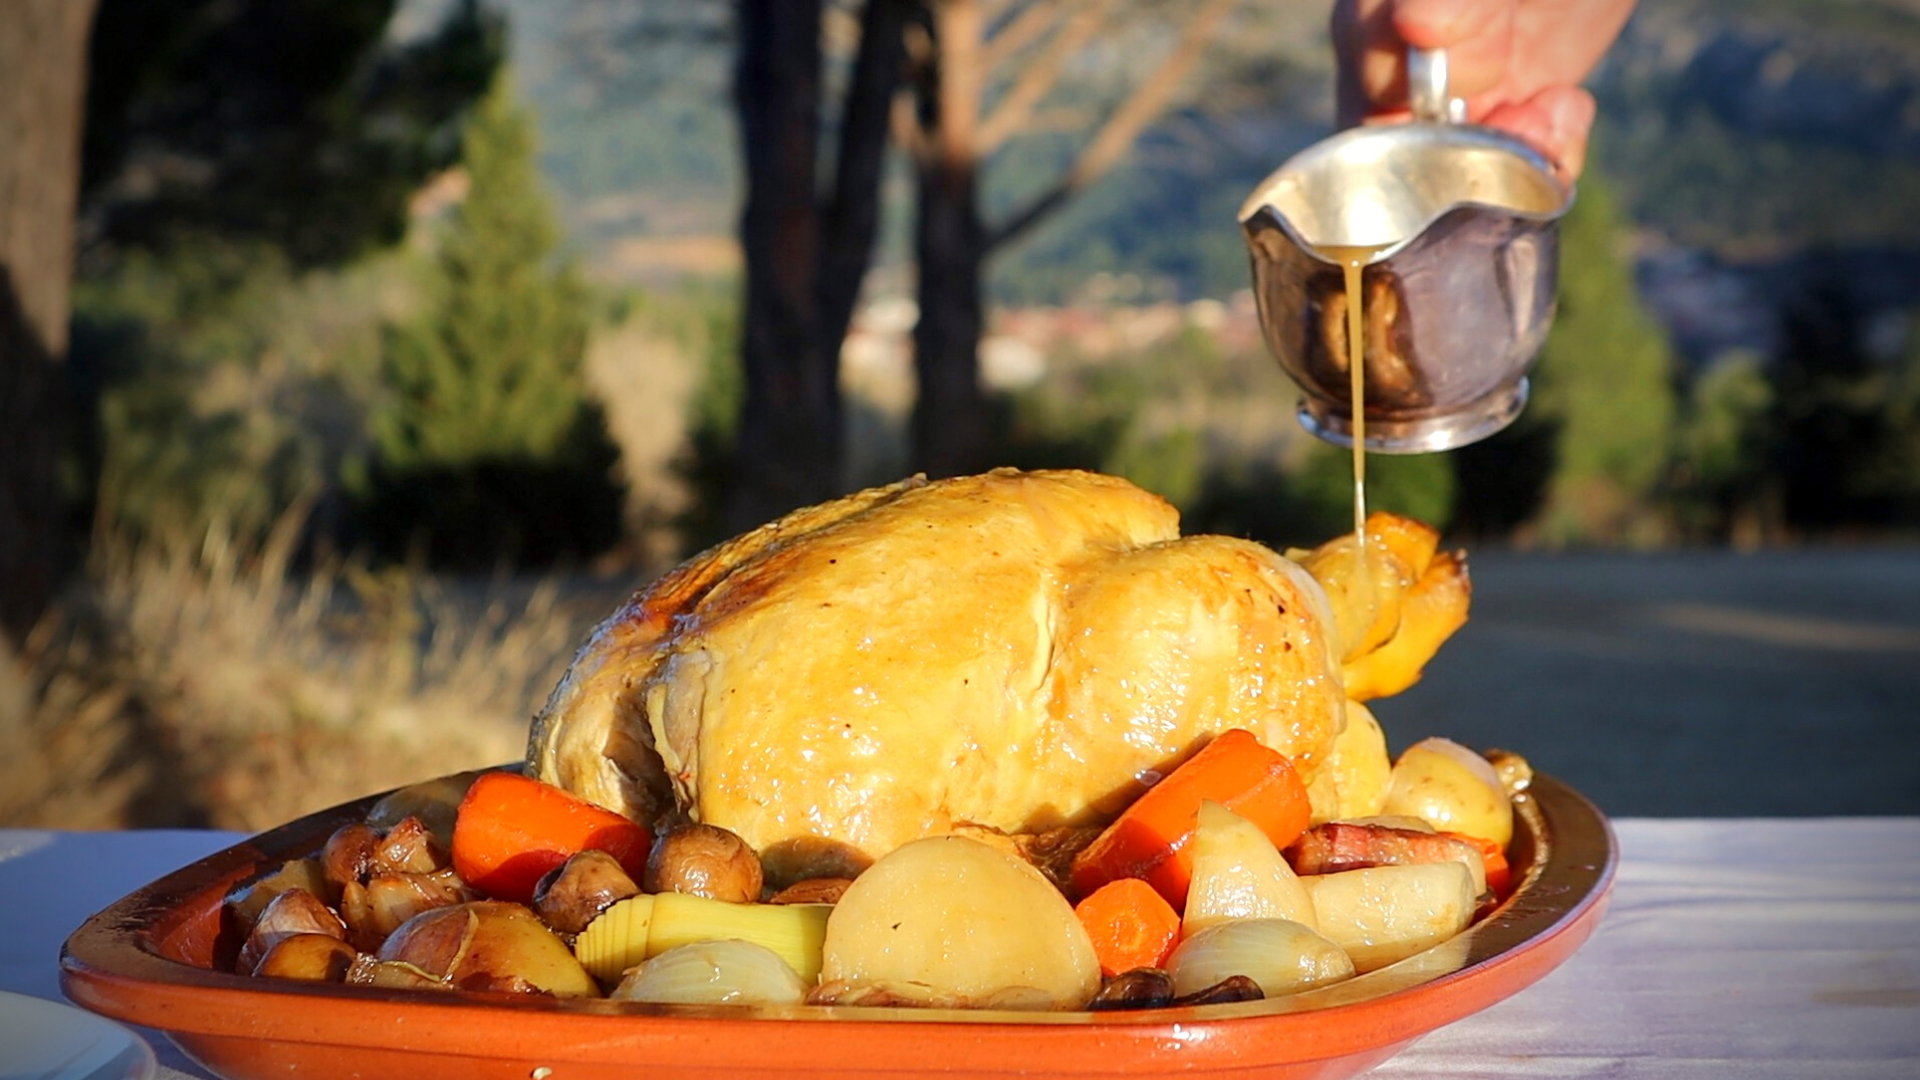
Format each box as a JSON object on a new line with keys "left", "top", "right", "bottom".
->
{"left": 357, "top": 75, "right": 622, "bottom": 566}
{"left": 1672, "top": 350, "right": 1776, "bottom": 545}
{"left": 1532, "top": 170, "right": 1678, "bottom": 546}
{"left": 1453, "top": 167, "right": 1678, "bottom": 547}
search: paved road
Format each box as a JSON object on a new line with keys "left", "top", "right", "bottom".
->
{"left": 1382, "top": 549, "right": 1920, "bottom": 818}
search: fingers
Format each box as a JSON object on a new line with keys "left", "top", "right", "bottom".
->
{"left": 1335, "top": 0, "right": 1514, "bottom": 124}
{"left": 1330, "top": 0, "right": 1613, "bottom": 180}
{"left": 1479, "top": 86, "right": 1597, "bottom": 180}
{"left": 1394, "top": 0, "right": 1509, "bottom": 49}
{"left": 1333, "top": 0, "right": 1396, "bottom": 127}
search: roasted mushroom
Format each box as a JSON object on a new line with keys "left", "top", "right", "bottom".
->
{"left": 767, "top": 877, "right": 853, "bottom": 905}
{"left": 340, "top": 870, "right": 473, "bottom": 951}
{"left": 1170, "top": 974, "right": 1265, "bottom": 1007}
{"left": 644, "top": 824, "right": 763, "bottom": 904}
{"left": 376, "top": 901, "right": 599, "bottom": 998}
{"left": 225, "top": 858, "right": 331, "bottom": 930}
{"left": 321, "top": 822, "right": 380, "bottom": 896}
{"left": 371, "top": 815, "right": 447, "bottom": 876}
{"left": 531, "top": 849, "right": 641, "bottom": 936}
{"left": 1086, "top": 968, "right": 1175, "bottom": 1011}
{"left": 237, "top": 888, "right": 347, "bottom": 974}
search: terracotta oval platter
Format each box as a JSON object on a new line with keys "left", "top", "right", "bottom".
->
{"left": 63, "top": 772, "right": 1615, "bottom": 1080}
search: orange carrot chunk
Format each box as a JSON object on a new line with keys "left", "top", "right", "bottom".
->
{"left": 451, "top": 771, "right": 652, "bottom": 904}
{"left": 1075, "top": 878, "right": 1182, "bottom": 977}
{"left": 1069, "top": 728, "right": 1312, "bottom": 910}
{"left": 1445, "top": 831, "right": 1512, "bottom": 897}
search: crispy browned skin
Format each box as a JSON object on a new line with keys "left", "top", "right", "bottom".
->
{"left": 528, "top": 469, "right": 1346, "bottom": 885}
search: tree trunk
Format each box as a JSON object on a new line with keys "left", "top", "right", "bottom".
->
{"left": 816, "top": 0, "right": 907, "bottom": 360}
{"left": 726, "top": 0, "right": 835, "bottom": 534}
{"left": 909, "top": 0, "right": 991, "bottom": 478}
{"left": 911, "top": 159, "right": 990, "bottom": 477}
{"left": 0, "top": 0, "right": 99, "bottom": 646}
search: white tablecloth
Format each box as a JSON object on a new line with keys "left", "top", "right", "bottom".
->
{"left": 3, "top": 820, "right": 1917, "bottom": 1078}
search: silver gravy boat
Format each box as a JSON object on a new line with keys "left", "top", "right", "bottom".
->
{"left": 1240, "top": 48, "right": 1574, "bottom": 452}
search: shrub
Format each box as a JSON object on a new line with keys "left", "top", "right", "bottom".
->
{"left": 356, "top": 75, "right": 623, "bottom": 567}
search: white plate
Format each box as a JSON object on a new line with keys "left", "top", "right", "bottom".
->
{"left": 0, "top": 990, "right": 155, "bottom": 1080}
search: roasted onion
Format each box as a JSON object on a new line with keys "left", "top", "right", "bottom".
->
{"left": 610, "top": 940, "right": 808, "bottom": 1006}
{"left": 1166, "top": 918, "right": 1354, "bottom": 999}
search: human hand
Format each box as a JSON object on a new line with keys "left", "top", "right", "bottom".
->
{"left": 1331, "top": 0, "right": 1638, "bottom": 179}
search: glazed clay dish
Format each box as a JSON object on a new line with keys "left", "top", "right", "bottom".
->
{"left": 62, "top": 770, "right": 1613, "bottom": 1080}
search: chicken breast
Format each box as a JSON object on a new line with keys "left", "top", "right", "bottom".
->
{"left": 528, "top": 469, "right": 1346, "bottom": 885}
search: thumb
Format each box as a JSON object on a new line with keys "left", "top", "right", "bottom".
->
{"left": 1480, "top": 86, "right": 1597, "bottom": 181}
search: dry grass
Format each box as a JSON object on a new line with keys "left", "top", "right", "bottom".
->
{"left": 0, "top": 507, "right": 609, "bottom": 832}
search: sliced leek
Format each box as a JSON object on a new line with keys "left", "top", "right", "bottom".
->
{"left": 648, "top": 893, "right": 830, "bottom": 984}
{"left": 573, "top": 892, "right": 830, "bottom": 986}
{"left": 574, "top": 894, "right": 657, "bottom": 984}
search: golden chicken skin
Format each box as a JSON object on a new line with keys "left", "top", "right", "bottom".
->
{"left": 527, "top": 469, "right": 1350, "bottom": 885}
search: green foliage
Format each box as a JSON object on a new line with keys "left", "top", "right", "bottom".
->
{"left": 991, "top": 319, "right": 1453, "bottom": 545}
{"left": 1767, "top": 285, "right": 1920, "bottom": 533}
{"left": 357, "top": 75, "right": 622, "bottom": 566}
{"left": 83, "top": 0, "right": 503, "bottom": 267}
{"left": 997, "top": 326, "right": 1221, "bottom": 511}
{"left": 1526, "top": 170, "right": 1679, "bottom": 546}
{"left": 1286, "top": 446, "right": 1458, "bottom": 538}
{"left": 1671, "top": 350, "right": 1776, "bottom": 540}
{"left": 655, "top": 283, "right": 745, "bottom": 555}
{"left": 1870, "top": 317, "right": 1920, "bottom": 526}
{"left": 65, "top": 0, "right": 503, "bottom": 562}
{"left": 70, "top": 240, "right": 333, "bottom": 546}
{"left": 1600, "top": 103, "right": 1920, "bottom": 255}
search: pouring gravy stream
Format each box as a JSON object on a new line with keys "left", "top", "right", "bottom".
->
{"left": 1317, "top": 243, "right": 1393, "bottom": 558}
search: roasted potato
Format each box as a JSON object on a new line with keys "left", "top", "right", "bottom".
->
{"left": 818, "top": 836, "right": 1100, "bottom": 1010}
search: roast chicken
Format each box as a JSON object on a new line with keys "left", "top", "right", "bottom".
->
{"left": 527, "top": 468, "right": 1463, "bottom": 885}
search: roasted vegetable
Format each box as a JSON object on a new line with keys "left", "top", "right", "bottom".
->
{"left": 533, "top": 849, "right": 642, "bottom": 936}
{"left": 1381, "top": 738, "right": 1513, "bottom": 848}
{"left": 251, "top": 933, "right": 359, "bottom": 982}
{"left": 1166, "top": 919, "right": 1353, "bottom": 999}
{"left": 1300, "top": 862, "right": 1476, "bottom": 973}
{"left": 376, "top": 901, "right": 599, "bottom": 997}
{"left": 339, "top": 870, "right": 472, "bottom": 951}
{"left": 1181, "top": 800, "right": 1318, "bottom": 938}
{"left": 646, "top": 894, "right": 829, "bottom": 983}
{"left": 1070, "top": 729, "right": 1312, "bottom": 909}
{"left": 645, "top": 823, "right": 763, "bottom": 903}
{"left": 572, "top": 893, "right": 830, "bottom": 986}
{"left": 225, "top": 858, "right": 330, "bottom": 929}
{"left": 767, "top": 877, "right": 853, "bottom": 905}
{"left": 1305, "top": 700, "right": 1392, "bottom": 824}
{"left": 366, "top": 771, "right": 485, "bottom": 850}
{"left": 611, "top": 940, "right": 808, "bottom": 1006}
{"left": 572, "top": 894, "right": 654, "bottom": 985}
{"left": 1074, "top": 878, "right": 1181, "bottom": 978}
{"left": 238, "top": 888, "right": 346, "bottom": 975}
{"left": 820, "top": 836, "right": 1100, "bottom": 1010}
{"left": 1086, "top": 967, "right": 1176, "bottom": 1010}
{"left": 451, "top": 772, "right": 651, "bottom": 905}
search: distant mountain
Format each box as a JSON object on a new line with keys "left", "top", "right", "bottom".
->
{"left": 470, "top": 0, "right": 1920, "bottom": 332}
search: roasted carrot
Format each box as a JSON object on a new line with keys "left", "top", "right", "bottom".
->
{"left": 1069, "top": 729, "right": 1312, "bottom": 910}
{"left": 451, "top": 771, "right": 651, "bottom": 904}
{"left": 1445, "top": 831, "right": 1512, "bottom": 897}
{"left": 1074, "top": 877, "right": 1181, "bottom": 977}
